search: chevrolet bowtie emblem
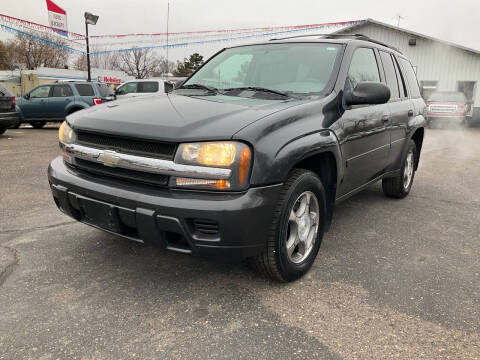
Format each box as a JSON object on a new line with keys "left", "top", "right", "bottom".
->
{"left": 97, "top": 150, "right": 120, "bottom": 167}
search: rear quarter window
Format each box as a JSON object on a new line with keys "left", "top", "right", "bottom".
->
{"left": 398, "top": 58, "right": 421, "bottom": 98}
{"left": 75, "top": 83, "right": 95, "bottom": 96}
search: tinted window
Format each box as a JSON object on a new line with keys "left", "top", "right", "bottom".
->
{"left": 30, "top": 85, "right": 51, "bottom": 98}
{"left": 50, "top": 85, "right": 73, "bottom": 97}
{"left": 399, "top": 58, "right": 421, "bottom": 98}
{"left": 0, "top": 85, "right": 13, "bottom": 97}
{"left": 98, "top": 84, "right": 114, "bottom": 97}
{"left": 346, "top": 48, "right": 380, "bottom": 90}
{"left": 75, "top": 83, "right": 94, "bottom": 96}
{"left": 379, "top": 51, "right": 400, "bottom": 100}
{"left": 392, "top": 55, "right": 407, "bottom": 98}
{"left": 139, "top": 82, "right": 159, "bottom": 93}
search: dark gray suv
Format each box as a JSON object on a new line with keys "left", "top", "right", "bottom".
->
{"left": 49, "top": 34, "right": 426, "bottom": 281}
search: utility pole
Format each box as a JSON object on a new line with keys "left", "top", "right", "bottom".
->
{"left": 166, "top": 0, "right": 170, "bottom": 76}
{"left": 85, "top": 21, "right": 91, "bottom": 81}
{"left": 395, "top": 14, "right": 405, "bottom": 27}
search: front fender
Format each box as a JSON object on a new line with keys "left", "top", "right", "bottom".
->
{"left": 271, "top": 130, "right": 342, "bottom": 187}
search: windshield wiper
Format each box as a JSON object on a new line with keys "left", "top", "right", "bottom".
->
{"left": 223, "top": 86, "right": 291, "bottom": 98}
{"left": 179, "top": 83, "right": 218, "bottom": 93}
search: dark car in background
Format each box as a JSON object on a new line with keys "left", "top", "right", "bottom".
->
{"left": 0, "top": 84, "right": 20, "bottom": 135}
{"left": 16, "top": 81, "right": 115, "bottom": 129}
{"left": 426, "top": 91, "right": 468, "bottom": 127}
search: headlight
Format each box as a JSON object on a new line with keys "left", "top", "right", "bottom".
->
{"left": 59, "top": 121, "right": 74, "bottom": 144}
{"left": 172, "top": 141, "right": 252, "bottom": 191}
{"left": 59, "top": 121, "right": 75, "bottom": 164}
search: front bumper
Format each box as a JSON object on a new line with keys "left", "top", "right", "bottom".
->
{"left": 0, "top": 111, "right": 20, "bottom": 128}
{"left": 48, "top": 156, "right": 281, "bottom": 260}
{"left": 427, "top": 115, "right": 465, "bottom": 123}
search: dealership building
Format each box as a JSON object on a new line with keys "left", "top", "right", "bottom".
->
{"left": 0, "top": 67, "right": 133, "bottom": 97}
{"left": 337, "top": 19, "right": 480, "bottom": 119}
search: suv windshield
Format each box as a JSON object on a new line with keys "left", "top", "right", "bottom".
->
{"left": 428, "top": 92, "right": 466, "bottom": 102}
{"left": 182, "top": 43, "right": 342, "bottom": 96}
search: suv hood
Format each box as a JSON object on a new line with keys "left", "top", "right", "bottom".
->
{"left": 68, "top": 93, "right": 302, "bottom": 142}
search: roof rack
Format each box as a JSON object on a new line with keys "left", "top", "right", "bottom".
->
{"left": 269, "top": 33, "right": 401, "bottom": 53}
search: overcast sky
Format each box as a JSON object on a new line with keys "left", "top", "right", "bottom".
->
{"left": 1, "top": 0, "right": 479, "bottom": 62}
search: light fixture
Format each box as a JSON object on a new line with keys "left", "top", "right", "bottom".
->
{"left": 84, "top": 12, "right": 99, "bottom": 25}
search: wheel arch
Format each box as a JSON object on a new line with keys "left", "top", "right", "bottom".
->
{"left": 66, "top": 105, "right": 86, "bottom": 116}
{"left": 410, "top": 127, "right": 424, "bottom": 170}
{"left": 290, "top": 151, "right": 338, "bottom": 231}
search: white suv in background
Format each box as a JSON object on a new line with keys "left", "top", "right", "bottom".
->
{"left": 115, "top": 78, "right": 186, "bottom": 99}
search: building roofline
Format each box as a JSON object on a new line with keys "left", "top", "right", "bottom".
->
{"left": 335, "top": 18, "right": 480, "bottom": 56}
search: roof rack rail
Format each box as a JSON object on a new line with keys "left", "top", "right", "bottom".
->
{"left": 269, "top": 33, "right": 401, "bottom": 53}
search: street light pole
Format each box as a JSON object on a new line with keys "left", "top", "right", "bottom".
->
{"left": 85, "top": 20, "right": 91, "bottom": 81}
{"left": 84, "top": 12, "right": 99, "bottom": 82}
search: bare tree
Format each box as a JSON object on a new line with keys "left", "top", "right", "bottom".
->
{"left": 152, "top": 57, "right": 176, "bottom": 77}
{"left": 115, "top": 48, "right": 160, "bottom": 79}
{"left": 9, "top": 32, "right": 70, "bottom": 69}
{"left": 90, "top": 46, "right": 120, "bottom": 70}
{"left": 72, "top": 55, "right": 87, "bottom": 71}
{"left": 0, "top": 41, "right": 16, "bottom": 70}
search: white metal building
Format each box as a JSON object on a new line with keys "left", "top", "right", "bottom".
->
{"left": 337, "top": 19, "right": 480, "bottom": 118}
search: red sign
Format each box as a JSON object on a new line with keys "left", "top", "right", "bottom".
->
{"left": 97, "top": 76, "right": 122, "bottom": 84}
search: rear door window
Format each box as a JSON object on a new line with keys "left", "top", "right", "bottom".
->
{"left": 346, "top": 48, "right": 381, "bottom": 91}
{"left": 398, "top": 58, "right": 422, "bottom": 98}
{"left": 379, "top": 51, "right": 400, "bottom": 100}
{"left": 50, "top": 85, "right": 73, "bottom": 97}
{"left": 75, "top": 83, "right": 95, "bottom": 96}
{"left": 139, "top": 82, "right": 159, "bottom": 93}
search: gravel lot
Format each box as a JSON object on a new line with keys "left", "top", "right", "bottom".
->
{"left": 1, "top": 125, "right": 479, "bottom": 359}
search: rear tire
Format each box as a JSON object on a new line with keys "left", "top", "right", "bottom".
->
{"left": 250, "top": 169, "right": 326, "bottom": 282}
{"left": 29, "top": 121, "right": 45, "bottom": 129}
{"left": 0, "top": 127, "right": 6, "bottom": 135}
{"left": 382, "top": 140, "right": 418, "bottom": 198}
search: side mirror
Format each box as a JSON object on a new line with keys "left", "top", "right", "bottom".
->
{"left": 164, "top": 82, "right": 174, "bottom": 93}
{"left": 24, "top": 93, "right": 30, "bottom": 100}
{"left": 173, "top": 80, "right": 185, "bottom": 89}
{"left": 344, "top": 82, "right": 390, "bottom": 106}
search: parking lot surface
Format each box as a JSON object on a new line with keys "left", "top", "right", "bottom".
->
{"left": 1, "top": 126, "right": 479, "bottom": 359}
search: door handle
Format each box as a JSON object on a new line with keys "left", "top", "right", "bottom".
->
{"left": 381, "top": 115, "right": 389, "bottom": 123}
{"left": 408, "top": 110, "right": 414, "bottom": 117}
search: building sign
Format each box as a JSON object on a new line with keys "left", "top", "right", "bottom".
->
{"left": 46, "top": 0, "right": 68, "bottom": 37}
{"left": 97, "top": 76, "right": 122, "bottom": 84}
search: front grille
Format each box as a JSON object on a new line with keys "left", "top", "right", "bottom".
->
{"left": 77, "top": 131, "right": 176, "bottom": 159}
{"left": 429, "top": 105, "right": 457, "bottom": 113}
{"left": 73, "top": 158, "right": 169, "bottom": 187}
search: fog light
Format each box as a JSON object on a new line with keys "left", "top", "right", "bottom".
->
{"left": 175, "top": 178, "right": 231, "bottom": 190}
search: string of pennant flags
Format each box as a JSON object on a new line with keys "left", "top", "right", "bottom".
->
{"left": 0, "top": 13, "right": 364, "bottom": 56}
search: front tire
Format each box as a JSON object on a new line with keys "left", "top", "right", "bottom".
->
{"left": 29, "top": 121, "right": 45, "bottom": 129}
{"left": 382, "top": 140, "right": 418, "bottom": 198}
{"left": 250, "top": 169, "right": 326, "bottom": 282}
{"left": 0, "top": 127, "right": 6, "bottom": 135}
